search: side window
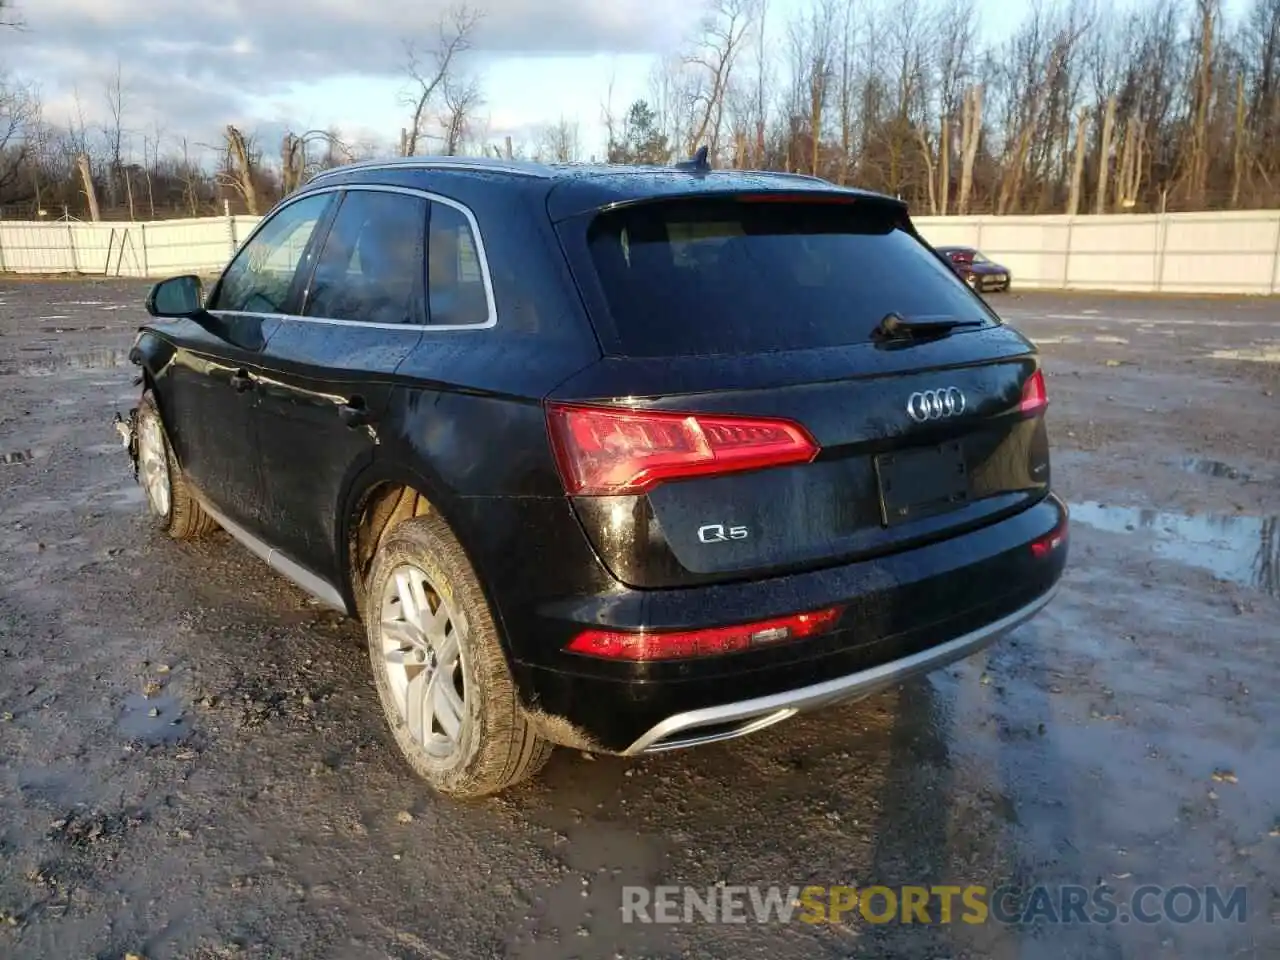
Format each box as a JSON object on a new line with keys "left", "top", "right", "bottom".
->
{"left": 305, "top": 190, "right": 428, "bottom": 325}
{"left": 427, "top": 201, "right": 491, "bottom": 326}
{"left": 211, "top": 193, "right": 332, "bottom": 313}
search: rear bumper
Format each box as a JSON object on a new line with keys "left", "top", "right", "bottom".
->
{"left": 514, "top": 493, "right": 1068, "bottom": 753}
{"left": 624, "top": 585, "right": 1055, "bottom": 754}
{"left": 970, "top": 270, "right": 1011, "bottom": 290}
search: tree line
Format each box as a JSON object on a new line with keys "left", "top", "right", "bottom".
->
{"left": 613, "top": 0, "right": 1280, "bottom": 214}
{"left": 1, "top": 0, "right": 1278, "bottom": 220}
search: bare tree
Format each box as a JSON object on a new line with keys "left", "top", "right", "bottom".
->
{"left": 682, "top": 0, "right": 758, "bottom": 157}
{"left": 218, "top": 125, "right": 261, "bottom": 215}
{"left": 75, "top": 153, "right": 100, "bottom": 221}
{"left": 1095, "top": 94, "right": 1116, "bottom": 212}
{"left": 180, "top": 137, "right": 202, "bottom": 217}
{"left": 0, "top": 72, "right": 36, "bottom": 195}
{"left": 789, "top": 0, "right": 837, "bottom": 176}
{"left": 101, "top": 59, "right": 129, "bottom": 210}
{"left": 957, "top": 85, "right": 983, "bottom": 212}
{"left": 400, "top": 3, "right": 481, "bottom": 156}
{"left": 752, "top": 0, "right": 771, "bottom": 166}
{"left": 440, "top": 73, "right": 483, "bottom": 155}
{"left": 281, "top": 129, "right": 349, "bottom": 195}
{"left": 1177, "top": 0, "right": 1221, "bottom": 208}
{"left": 1067, "top": 107, "right": 1088, "bottom": 212}
{"left": 537, "top": 116, "right": 581, "bottom": 162}
{"left": 1114, "top": 115, "right": 1144, "bottom": 208}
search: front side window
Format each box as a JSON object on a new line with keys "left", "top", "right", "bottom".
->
{"left": 211, "top": 193, "right": 333, "bottom": 314}
{"left": 306, "top": 190, "right": 429, "bottom": 325}
{"left": 427, "top": 201, "right": 491, "bottom": 326}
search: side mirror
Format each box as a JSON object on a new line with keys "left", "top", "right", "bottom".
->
{"left": 146, "top": 275, "right": 204, "bottom": 318}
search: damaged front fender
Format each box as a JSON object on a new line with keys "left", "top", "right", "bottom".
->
{"left": 113, "top": 407, "right": 140, "bottom": 481}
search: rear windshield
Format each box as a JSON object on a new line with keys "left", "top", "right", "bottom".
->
{"left": 584, "top": 198, "right": 995, "bottom": 357}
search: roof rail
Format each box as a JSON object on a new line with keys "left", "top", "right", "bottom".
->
{"left": 306, "top": 154, "right": 552, "bottom": 184}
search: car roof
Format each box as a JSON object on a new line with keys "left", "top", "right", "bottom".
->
{"left": 305, "top": 155, "right": 904, "bottom": 222}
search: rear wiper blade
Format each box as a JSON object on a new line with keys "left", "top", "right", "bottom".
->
{"left": 874, "top": 312, "right": 985, "bottom": 340}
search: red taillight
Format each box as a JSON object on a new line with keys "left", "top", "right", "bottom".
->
{"left": 545, "top": 403, "right": 819, "bottom": 496}
{"left": 1018, "top": 369, "right": 1048, "bottom": 416}
{"left": 1031, "top": 518, "right": 1068, "bottom": 558}
{"left": 566, "top": 606, "right": 844, "bottom": 661}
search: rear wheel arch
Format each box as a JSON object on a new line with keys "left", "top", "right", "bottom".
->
{"left": 344, "top": 476, "right": 437, "bottom": 622}
{"left": 339, "top": 467, "right": 499, "bottom": 635}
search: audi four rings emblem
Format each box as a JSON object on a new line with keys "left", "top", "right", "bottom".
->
{"left": 906, "top": 387, "right": 967, "bottom": 422}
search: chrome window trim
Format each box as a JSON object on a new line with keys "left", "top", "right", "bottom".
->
{"left": 218, "top": 183, "right": 498, "bottom": 332}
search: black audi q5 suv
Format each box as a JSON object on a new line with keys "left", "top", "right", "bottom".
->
{"left": 123, "top": 153, "right": 1067, "bottom": 798}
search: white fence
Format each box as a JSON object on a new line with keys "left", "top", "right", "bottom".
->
{"left": 0, "top": 215, "right": 263, "bottom": 279}
{"left": 1, "top": 209, "right": 1279, "bottom": 296}
{"left": 913, "top": 210, "right": 1280, "bottom": 296}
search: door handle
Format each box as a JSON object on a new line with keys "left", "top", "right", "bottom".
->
{"left": 338, "top": 398, "right": 371, "bottom": 428}
{"left": 230, "top": 370, "right": 255, "bottom": 393}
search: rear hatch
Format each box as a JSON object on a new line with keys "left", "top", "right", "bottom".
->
{"left": 546, "top": 190, "right": 1051, "bottom": 589}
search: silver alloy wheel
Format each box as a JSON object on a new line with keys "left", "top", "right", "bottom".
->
{"left": 379, "top": 563, "right": 468, "bottom": 760}
{"left": 138, "top": 410, "right": 172, "bottom": 519}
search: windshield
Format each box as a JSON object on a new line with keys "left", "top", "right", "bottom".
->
{"left": 585, "top": 198, "right": 994, "bottom": 357}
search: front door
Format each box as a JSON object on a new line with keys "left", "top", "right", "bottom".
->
{"left": 163, "top": 191, "right": 336, "bottom": 535}
{"left": 252, "top": 186, "right": 431, "bottom": 585}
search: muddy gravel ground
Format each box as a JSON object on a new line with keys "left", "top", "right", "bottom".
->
{"left": 1, "top": 277, "right": 1277, "bottom": 960}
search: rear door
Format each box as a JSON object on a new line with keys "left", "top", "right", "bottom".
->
{"left": 547, "top": 193, "right": 1051, "bottom": 588}
{"left": 252, "top": 186, "right": 432, "bottom": 584}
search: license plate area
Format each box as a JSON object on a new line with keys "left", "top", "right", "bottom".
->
{"left": 875, "top": 442, "right": 969, "bottom": 527}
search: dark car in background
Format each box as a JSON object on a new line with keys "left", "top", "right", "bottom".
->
{"left": 122, "top": 154, "right": 1066, "bottom": 799}
{"left": 936, "top": 245, "right": 1012, "bottom": 292}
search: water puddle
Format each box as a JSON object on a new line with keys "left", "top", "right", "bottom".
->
{"left": 86, "top": 441, "right": 126, "bottom": 456}
{"left": 0, "top": 347, "right": 132, "bottom": 377}
{"left": 1070, "top": 501, "right": 1279, "bottom": 597}
{"left": 117, "top": 694, "right": 191, "bottom": 745}
{"left": 1206, "top": 347, "right": 1280, "bottom": 363}
{"left": 101, "top": 484, "right": 145, "bottom": 509}
{"left": 1176, "top": 458, "right": 1252, "bottom": 482}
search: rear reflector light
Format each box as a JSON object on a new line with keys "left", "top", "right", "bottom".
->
{"left": 546, "top": 403, "right": 819, "bottom": 496}
{"left": 566, "top": 607, "right": 844, "bottom": 661}
{"left": 1018, "top": 369, "right": 1048, "bottom": 416}
{"left": 1031, "top": 519, "right": 1068, "bottom": 558}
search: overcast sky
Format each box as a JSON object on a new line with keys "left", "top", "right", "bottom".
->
{"left": 4, "top": 0, "right": 713, "bottom": 160}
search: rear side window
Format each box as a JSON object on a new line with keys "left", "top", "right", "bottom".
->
{"left": 427, "top": 201, "right": 491, "bottom": 326}
{"left": 584, "top": 198, "right": 993, "bottom": 357}
{"left": 306, "top": 190, "right": 428, "bottom": 325}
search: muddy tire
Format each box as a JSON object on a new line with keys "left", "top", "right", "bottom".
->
{"left": 136, "top": 391, "right": 217, "bottom": 541}
{"left": 365, "top": 514, "right": 552, "bottom": 799}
